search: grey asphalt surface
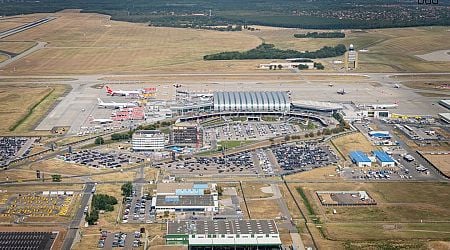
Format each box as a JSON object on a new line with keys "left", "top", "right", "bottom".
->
{"left": 61, "top": 182, "right": 95, "bottom": 250}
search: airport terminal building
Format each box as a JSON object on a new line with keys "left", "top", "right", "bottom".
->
{"left": 213, "top": 91, "right": 290, "bottom": 112}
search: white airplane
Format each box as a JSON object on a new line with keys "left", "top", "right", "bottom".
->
{"left": 105, "top": 86, "right": 141, "bottom": 96}
{"left": 328, "top": 82, "right": 334, "bottom": 87}
{"left": 337, "top": 89, "right": 347, "bottom": 95}
{"left": 97, "top": 98, "right": 138, "bottom": 109}
{"left": 367, "top": 103, "right": 398, "bottom": 109}
{"left": 90, "top": 116, "right": 113, "bottom": 124}
{"left": 394, "top": 84, "right": 400, "bottom": 88}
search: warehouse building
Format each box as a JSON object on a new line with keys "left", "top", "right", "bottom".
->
{"left": 213, "top": 91, "right": 290, "bottom": 113}
{"left": 349, "top": 151, "right": 372, "bottom": 167}
{"left": 439, "top": 100, "right": 450, "bottom": 110}
{"left": 439, "top": 113, "right": 450, "bottom": 124}
{"left": 152, "top": 183, "right": 219, "bottom": 212}
{"left": 132, "top": 130, "right": 165, "bottom": 151}
{"left": 166, "top": 220, "right": 281, "bottom": 249}
{"left": 373, "top": 150, "right": 395, "bottom": 167}
{"left": 170, "top": 122, "right": 203, "bottom": 147}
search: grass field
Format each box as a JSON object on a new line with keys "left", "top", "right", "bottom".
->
{"left": 0, "top": 54, "right": 8, "bottom": 63}
{"left": 331, "top": 133, "right": 376, "bottom": 159}
{"left": 0, "top": 41, "right": 36, "bottom": 54}
{"left": 241, "top": 182, "right": 273, "bottom": 199}
{"left": 1, "top": 12, "right": 261, "bottom": 75}
{"left": 0, "top": 84, "right": 52, "bottom": 132}
{"left": 9, "top": 84, "right": 69, "bottom": 133}
{"left": 1, "top": 12, "right": 449, "bottom": 74}
{"left": 402, "top": 81, "right": 450, "bottom": 91}
{"left": 286, "top": 182, "right": 450, "bottom": 242}
{"left": 246, "top": 199, "right": 282, "bottom": 219}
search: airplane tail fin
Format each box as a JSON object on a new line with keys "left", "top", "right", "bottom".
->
{"left": 97, "top": 98, "right": 104, "bottom": 104}
{"left": 105, "top": 86, "right": 113, "bottom": 94}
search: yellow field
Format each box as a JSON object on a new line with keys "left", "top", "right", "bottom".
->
{"left": 331, "top": 133, "right": 377, "bottom": 158}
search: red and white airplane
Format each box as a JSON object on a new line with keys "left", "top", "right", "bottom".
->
{"left": 105, "top": 86, "right": 142, "bottom": 96}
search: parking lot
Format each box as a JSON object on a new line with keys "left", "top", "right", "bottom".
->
{"left": 159, "top": 152, "right": 258, "bottom": 176}
{"left": 59, "top": 150, "right": 145, "bottom": 169}
{"left": 0, "top": 137, "right": 34, "bottom": 167}
{"left": 341, "top": 152, "right": 439, "bottom": 181}
{"left": 0, "top": 232, "right": 57, "bottom": 250}
{"left": 271, "top": 143, "right": 338, "bottom": 173}
{"left": 204, "top": 122, "right": 300, "bottom": 143}
{"left": 98, "top": 230, "right": 142, "bottom": 249}
{"left": 122, "top": 195, "right": 153, "bottom": 224}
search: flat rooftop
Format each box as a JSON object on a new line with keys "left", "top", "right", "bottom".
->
{"left": 156, "top": 195, "right": 214, "bottom": 207}
{"left": 291, "top": 100, "right": 343, "bottom": 111}
{"left": 373, "top": 150, "right": 394, "bottom": 162}
{"left": 156, "top": 183, "right": 212, "bottom": 194}
{"left": 167, "top": 220, "right": 278, "bottom": 235}
{"left": 349, "top": 151, "right": 371, "bottom": 163}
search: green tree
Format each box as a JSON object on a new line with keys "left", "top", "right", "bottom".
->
{"left": 51, "top": 174, "right": 61, "bottom": 182}
{"left": 95, "top": 136, "right": 105, "bottom": 145}
{"left": 121, "top": 182, "right": 133, "bottom": 197}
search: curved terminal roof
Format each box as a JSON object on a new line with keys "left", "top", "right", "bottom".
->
{"left": 213, "top": 91, "right": 290, "bottom": 112}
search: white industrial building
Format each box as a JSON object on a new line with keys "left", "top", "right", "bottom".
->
{"left": 132, "top": 130, "right": 165, "bottom": 151}
{"left": 166, "top": 220, "right": 281, "bottom": 249}
{"left": 152, "top": 183, "right": 219, "bottom": 212}
{"left": 213, "top": 91, "right": 290, "bottom": 112}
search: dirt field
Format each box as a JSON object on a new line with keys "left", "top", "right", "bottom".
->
{"left": 422, "top": 153, "right": 450, "bottom": 177}
{"left": 90, "top": 170, "right": 135, "bottom": 182}
{"left": 402, "top": 81, "right": 450, "bottom": 91}
{"left": 331, "top": 133, "right": 377, "bottom": 159}
{"left": 1, "top": 12, "right": 261, "bottom": 75}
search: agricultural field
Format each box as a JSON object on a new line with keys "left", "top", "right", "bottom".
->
{"left": 286, "top": 182, "right": 450, "bottom": 244}
{"left": 331, "top": 133, "right": 377, "bottom": 159}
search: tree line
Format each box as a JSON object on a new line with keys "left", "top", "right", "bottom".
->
{"left": 203, "top": 43, "right": 347, "bottom": 60}
{"left": 294, "top": 32, "right": 345, "bottom": 38}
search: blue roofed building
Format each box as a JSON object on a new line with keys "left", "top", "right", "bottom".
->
{"left": 349, "top": 151, "right": 372, "bottom": 167}
{"left": 373, "top": 150, "right": 395, "bottom": 167}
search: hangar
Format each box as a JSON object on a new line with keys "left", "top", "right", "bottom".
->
{"left": 213, "top": 91, "right": 290, "bottom": 112}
